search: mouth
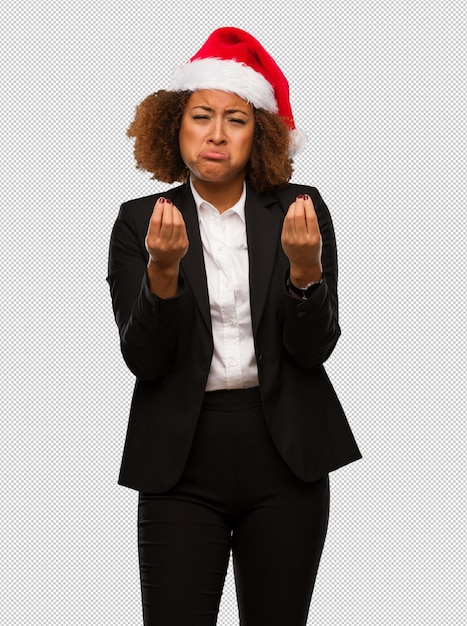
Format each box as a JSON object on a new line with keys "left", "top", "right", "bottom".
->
{"left": 199, "top": 150, "right": 229, "bottom": 161}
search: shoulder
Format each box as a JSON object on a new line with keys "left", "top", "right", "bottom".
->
{"left": 117, "top": 184, "right": 188, "bottom": 223}
{"left": 272, "top": 183, "right": 324, "bottom": 212}
{"left": 119, "top": 184, "right": 186, "bottom": 213}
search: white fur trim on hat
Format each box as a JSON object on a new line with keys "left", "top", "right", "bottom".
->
{"left": 289, "top": 128, "right": 308, "bottom": 156}
{"left": 168, "top": 58, "right": 279, "bottom": 114}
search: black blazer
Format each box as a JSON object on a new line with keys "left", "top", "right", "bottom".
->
{"left": 107, "top": 182, "right": 361, "bottom": 492}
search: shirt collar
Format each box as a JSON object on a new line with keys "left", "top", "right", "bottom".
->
{"left": 189, "top": 178, "right": 246, "bottom": 223}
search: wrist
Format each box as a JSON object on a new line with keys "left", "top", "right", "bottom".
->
{"left": 289, "top": 265, "right": 323, "bottom": 287}
{"left": 147, "top": 260, "right": 180, "bottom": 298}
{"left": 147, "top": 259, "right": 180, "bottom": 279}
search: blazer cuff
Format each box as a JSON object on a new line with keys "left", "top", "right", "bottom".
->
{"left": 142, "top": 271, "right": 186, "bottom": 310}
{"left": 284, "top": 273, "right": 329, "bottom": 314}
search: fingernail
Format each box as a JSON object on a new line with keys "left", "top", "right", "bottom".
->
{"left": 159, "top": 197, "right": 165, "bottom": 203}
{"left": 165, "top": 198, "right": 172, "bottom": 204}
{"left": 304, "top": 194, "right": 309, "bottom": 200}
{"left": 297, "top": 194, "right": 304, "bottom": 199}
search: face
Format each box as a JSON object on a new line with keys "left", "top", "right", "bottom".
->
{"left": 179, "top": 89, "right": 255, "bottom": 189}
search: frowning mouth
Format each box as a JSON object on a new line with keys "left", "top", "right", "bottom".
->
{"left": 199, "top": 150, "right": 229, "bottom": 160}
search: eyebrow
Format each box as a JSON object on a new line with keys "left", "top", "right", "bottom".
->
{"left": 191, "top": 105, "right": 249, "bottom": 116}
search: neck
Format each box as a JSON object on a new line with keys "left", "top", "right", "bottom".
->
{"left": 190, "top": 177, "right": 245, "bottom": 214}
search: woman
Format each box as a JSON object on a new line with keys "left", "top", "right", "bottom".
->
{"left": 107, "top": 27, "right": 361, "bottom": 626}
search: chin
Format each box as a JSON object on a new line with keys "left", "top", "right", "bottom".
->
{"left": 196, "top": 169, "right": 231, "bottom": 184}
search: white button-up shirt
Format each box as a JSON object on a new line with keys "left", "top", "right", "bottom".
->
{"left": 190, "top": 180, "right": 259, "bottom": 392}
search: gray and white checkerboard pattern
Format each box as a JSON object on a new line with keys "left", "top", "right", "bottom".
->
{"left": 1, "top": 0, "right": 466, "bottom": 623}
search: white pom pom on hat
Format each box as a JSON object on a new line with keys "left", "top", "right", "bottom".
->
{"left": 168, "top": 27, "right": 307, "bottom": 156}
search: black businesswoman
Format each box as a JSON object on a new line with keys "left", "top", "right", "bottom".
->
{"left": 107, "top": 26, "right": 361, "bottom": 626}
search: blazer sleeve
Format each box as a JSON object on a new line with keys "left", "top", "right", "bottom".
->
{"left": 282, "top": 186, "right": 341, "bottom": 368}
{"left": 106, "top": 200, "right": 184, "bottom": 381}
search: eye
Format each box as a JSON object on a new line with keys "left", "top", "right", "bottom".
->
{"left": 192, "top": 115, "right": 210, "bottom": 121}
{"left": 229, "top": 118, "right": 246, "bottom": 125}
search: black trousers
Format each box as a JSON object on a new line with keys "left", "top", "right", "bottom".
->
{"left": 138, "top": 387, "right": 329, "bottom": 626}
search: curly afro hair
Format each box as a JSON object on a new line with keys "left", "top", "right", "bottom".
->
{"left": 126, "top": 90, "right": 293, "bottom": 194}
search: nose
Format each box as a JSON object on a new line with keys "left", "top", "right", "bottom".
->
{"left": 208, "top": 118, "right": 226, "bottom": 145}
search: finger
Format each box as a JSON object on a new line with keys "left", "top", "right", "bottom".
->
{"left": 146, "top": 199, "right": 165, "bottom": 254}
{"left": 294, "top": 196, "right": 305, "bottom": 213}
{"left": 146, "top": 199, "right": 166, "bottom": 247}
{"left": 303, "top": 194, "right": 315, "bottom": 213}
{"left": 293, "top": 195, "right": 307, "bottom": 235}
{"left": 303, "top": 195, "right": 320, "bottom": 237}
{"left": 159, "top": 199, "right": 177, "bottom": 238}
{"left": 303, "top": 195, "right": 315, "bottom": 230}
{"left": 150, "top": 197, "right": 165, "bottom": 227}
{"left": 171, "top": 206, "right": 188, "bottom": 245}
{"left": 281, "top": 202, "right": 294, "bottom": 242}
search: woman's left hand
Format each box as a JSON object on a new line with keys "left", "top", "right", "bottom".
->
{"left": 281, "top": 194, "right": 323, "bottom": 285}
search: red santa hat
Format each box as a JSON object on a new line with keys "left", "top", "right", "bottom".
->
{"left": 168, "top": 27, "right": 307, "bottom": 156}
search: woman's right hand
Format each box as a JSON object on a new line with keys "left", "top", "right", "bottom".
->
{"left": 146, "top": 197, "right": 189, "bottom": 268}
{"left": 145, "top": 197, "right": 189, "bottom": 297}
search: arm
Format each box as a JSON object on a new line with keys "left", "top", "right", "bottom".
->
{"left": 107, "top": 197, "right": 188, "bottom": 380}
{"left": 281, "top": 190, "right": 341, "bottom": 368}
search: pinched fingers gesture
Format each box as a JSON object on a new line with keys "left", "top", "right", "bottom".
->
{"left": 145, "top": 197, "right": 189, "bottom": 270}
{"left": 281, "top": 194, "right": 323, "bottom": 282}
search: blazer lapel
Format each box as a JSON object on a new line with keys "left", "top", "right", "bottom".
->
{"left": 173, "top": 185, "right": 212, "bottom": 333}
{"left": 245, "top": 184, "right": 284, "bottom": 333}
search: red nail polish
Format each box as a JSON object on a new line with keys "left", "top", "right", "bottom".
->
{"left": 297, "top": 194, "right": 304, "bottom": 199}
{"left": 166, "top": 198, "right": 172, "bottom": 204}
{"left": 159, "top": 197, "right": 165, "bottom": 203}
{"left": 304, "top": 194, "right": 309, "bottom": 200}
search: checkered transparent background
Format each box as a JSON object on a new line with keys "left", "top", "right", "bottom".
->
{"left": 1, "top": 1, "right": 466, "bottom": 624}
